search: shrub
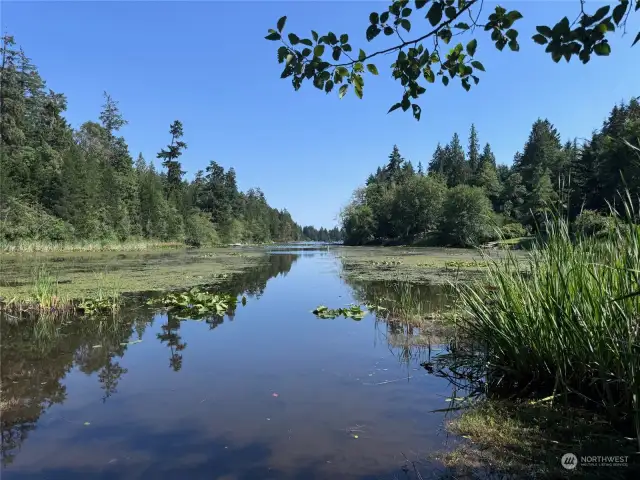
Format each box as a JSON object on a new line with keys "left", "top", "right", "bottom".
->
{"left": 440, "top": 186, "right": 494, "bottom": 247}
{"left": 500, "top": 223, "right": 527, "bottom": 239}
{"left": 574, "top": 209, "right": 615, "bottom": 237}
{"left": 184, "top": 211, "right": 219, "bottom": 247}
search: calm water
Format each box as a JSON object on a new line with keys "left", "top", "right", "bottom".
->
{"left": 1, "top": 247, "right": 468, "bottom": 480}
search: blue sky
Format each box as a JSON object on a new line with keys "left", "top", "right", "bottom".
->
{"left": 3, "top": 1, "right": 639, "bottom": 228}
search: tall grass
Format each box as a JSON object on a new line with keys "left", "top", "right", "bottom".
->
{"left": 458, "top": 192, "right": 640, "bottom": 446}
{"left": 0, "top": 239, "right": 184, "bottom": 253}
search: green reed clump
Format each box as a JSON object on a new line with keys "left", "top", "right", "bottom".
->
{"left": 458, "top": 192, "right": 640, "bottom": 446}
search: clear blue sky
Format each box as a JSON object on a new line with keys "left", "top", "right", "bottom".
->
{"left": 3, "top": 1, "right": 639, "bottom": 228}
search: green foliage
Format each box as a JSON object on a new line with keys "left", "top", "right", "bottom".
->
{"left": 1, "top": 36, "right": 311, "bottom": 248}
{"left": 266, "top": 1, "right": 638, "bottom": 118}
{"left": 184, "top": 211, "right": 219, "bottom": 247}
{"left": 574, "top": 209, "right": 616, "bottom": 237}
{"left": 312, "top": 304, "right": 367, "bottom": 320}
{"left": 458, "top": 193, "right": 640, "bottom": 442}
{"left": 500, "top": 222, "right": 527, "bottom": 239}
{"left": 148, "top": 287, "right": 244, "bottom": 319}
{"left": 440, "top": 185, "right": 494, "bottom": 246}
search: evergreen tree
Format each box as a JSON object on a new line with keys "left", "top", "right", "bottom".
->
{"left": 157, "top": 120, "right": 187, "bottom": 199}
{"left": 468, "top": 124, "right": 480, "bottom": 174}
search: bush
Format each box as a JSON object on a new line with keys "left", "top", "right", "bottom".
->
{"left": 440, "top": 186, "right": 494, "bottom": 247}
{"left": 184, "top": 211, "right": 219, "bottom": 247}
{"left": 500, "top": 223, "right": 527, "bottom": 239}
{"left": 574, "top": 209, "right": 615, "bottom": 237}
{"left": 0, "top": 197, "right": 75, "bottom": 242}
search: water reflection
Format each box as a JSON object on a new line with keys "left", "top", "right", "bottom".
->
{"left": 1, "top": 250, "right": 469, "bottom": 479}
{"left": 0, "top": 254, "right": 299, "bottom": 467}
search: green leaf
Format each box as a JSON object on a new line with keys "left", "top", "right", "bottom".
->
{"left": 594, "top": 41, "right": 611, "bottom": 56}
{"left": 445, "top": 6, "right": 456, "bottom": 20}
{"left": 402, "top": 8, "right": 412, "bottom": 17}
{"left": 301, "top": 48, "right": 312, "bottom": 57}
{"left": 471, "top": 60, "right": 485, "bottom": 71}
{"left": 277, "top": 46, "right": 288, "bottom": 63}
{"left": 265, "top": 32, "right": 281, "bottom": 41}
{"left": 277, "top": 16, "right": 287, "bottom": 33}
{"left": 412, "top": 104, "right": 422, "bottom": 121}
{"left": 384, "top": 26, "right": 394, "bottom": 35}
{"left": 359, "top": 48, "right": 367, "bottom": 61}
{"left": 336, "top": 66, "right": 349, "bottom": 77}
{"left": 506, "top": 29, "right": 518, "bottom": 40}
{"left": 427, "top": 3, "right": 443, "bottom": 27}
{"left": 508, "top": 39, "right": 519, "bottom": 51}
{"left": 327, "top": 32, "right": 338, "bottom": 44}
{"left": 536, "top": 25, "right": 553, "bottom": 37}
{"left": 288, "top": 33, "right": 300, "bottom": 45}
{"left": 367, "top": 64, "right": 379, "bottom": 75}
{"left": 332, "top": 47, "right": 341, "bottom": 61}
{"left": 353, "top": 74, "right": 364, "bottom": 87}
{"left": 401, "top": 19, "right": 411, "bottom": 32}
{"left": 612, "top": 3, "right": 627, "bottom": 24}
{"left": 592, "top": 5, "right": 611, "bottom": 23}
{"left": 442, "top": 75, "right": 449, "bottom": 86}
{"left": 424, "top": 68, "right": 435, "bottom": 83}
{"left": 300, "top": 38, "right": 313, "bottom": 46}
{"left": 401, "top": 96, "right": 411, "bottom": 111}
{"left": 354, "top": 84, "right": 363, "bottom": 99}
{"left": 380, "top": 11, "right": 390, "bottom": 23}
{"left": 551, "top": 50, "right": 562, "bottom": 63}
{"left": 507, "top": 10, "right": 523, "bottom": 23}
{"left": 370, "top": 12, "right": 379, "bottom": 24}
{"left": 312, "top": 30, "right": 319, "bottom": 42}
{"left": 532, "top": 34, "right": 548, "bottom": 45}
{"left": 472, "top": 75, "right": 479, "bottom": 85}
{"left": 324, "top": 80, "right": 334, "bottom": 93}
{"left": 466, "top": 38, "right": 477, "bottom": 56}
{"left": 454, "top": 22, "right": 470, "bottom": 30}
{"left": 342, "top": 43, "right": 352, "bottom": 52}
{"left": 314, "top": 45, "right": 325, "bottom": 57}
{"left": 340, "top": 34, "right": 349, "bottom": 43}
{"left": 462, "top": 78, "right": 471, "bottom": 91}
{"left": 338, "top": 84, "right": 348, "bottom": 99}
{"left": 366, "top": 25, "right": 381, "bottom": 41}
{"left": 415, "top": 0, "right": 428, "bottom": 9}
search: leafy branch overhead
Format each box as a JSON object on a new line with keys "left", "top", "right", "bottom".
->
{"left": 265, "top": 0, "right": 639, "bottom": 120}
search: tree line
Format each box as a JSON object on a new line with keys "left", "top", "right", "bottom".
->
{"left": 342, "top": 97, "right": 640, "bottom": 246}
{"left": 0, "top": 36, "right": 339, "bottom": 246}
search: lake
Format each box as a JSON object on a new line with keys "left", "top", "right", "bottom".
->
{"left": 1, "top": 246, "right": 470, "bottom": 480}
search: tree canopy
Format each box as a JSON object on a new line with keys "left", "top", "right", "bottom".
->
{"left": 0, "top": 36, "right": 339, "bottom": 246}
{"left": 266, "top": 0, "right": 639, "bottom": 119}
{"left": 341, "top": 98, "right": 640, "bottom": 246}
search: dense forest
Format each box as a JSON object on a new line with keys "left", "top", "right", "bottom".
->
{"left": 0, "top": 36, "right": 341, "bottom": 247}
{"left": 342, "top": 98, "right": 640, "bottom": 246}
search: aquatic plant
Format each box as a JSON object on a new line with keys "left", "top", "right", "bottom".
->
{"left": 149, "top": 287, "right": 245, "bottom": 318}
{"left": 457, "top": 192, "right": 640, "bottom": 447}
{"left": 312, "top": 304, "right": 367, "bottom": 320}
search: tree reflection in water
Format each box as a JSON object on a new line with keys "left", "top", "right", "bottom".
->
{"left": 0, "top": 253, "right": 298, "bottom": 466}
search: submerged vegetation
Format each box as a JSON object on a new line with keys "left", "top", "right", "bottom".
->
{"left": 312, "top": 304, "right": 369, "bottom": 320}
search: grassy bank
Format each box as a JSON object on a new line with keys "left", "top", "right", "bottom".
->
{"left": 440, "top": 401, "right": 637, "bottom": 478}
{"left": 0, "top": 247, "right": 267, "bottom": 308}
{"left": 0, "top": 239, "right": 188, "bottom": 253}
{"left": 455, "top": 195, "right": 640, "bottom": 452}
